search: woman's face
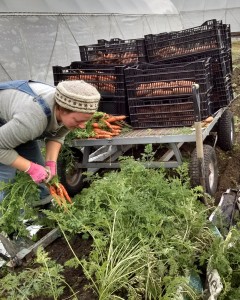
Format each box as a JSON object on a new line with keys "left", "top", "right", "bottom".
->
{"left": 59, "top": 110, "right": 93, "bottom": 130}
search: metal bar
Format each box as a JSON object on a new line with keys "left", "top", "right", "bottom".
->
{"left": 161, "top": 142, "right": 183, "bottom": 162}
{"left": 77, "top": 160, "right": 179, "bottom": 169}
{"left": 78, "top": 142, "right": 184, "bottom": 170}
{"left": 82, "top": 146, "right": 91, "bottom": 165}
{"left": 89, "top": 145, "right": 118, "bottom": 162}
{"left": 11, "top": 228, "right": 61, "bottom": 265}
{"left": 169, "top": 143, "right": 183, "bottom": 165}
{"left": 0, "top": 234, "right": 18, "bottom": 258}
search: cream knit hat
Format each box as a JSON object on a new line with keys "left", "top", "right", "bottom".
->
{"left": 55, "top": 80, "right": 100, "bottom": 113}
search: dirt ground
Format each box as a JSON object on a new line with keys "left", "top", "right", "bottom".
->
{"left": 214, "top": 53, "right": 240, "bottom": 204}
{"left": 44, "top": 234, "right": 98, "bottom": 300}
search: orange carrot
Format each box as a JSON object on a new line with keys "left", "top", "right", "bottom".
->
{"left": 94, "top": 128, "right": 114, "bottom": 136}
{"left": 56, "top": 185, "right": 64, "bottom": 199}
{"left": 94, "top": 134, "right": 112, "bottom": 139}
{"left": 49, "top": 185, "right": 62, "bottom": 206}
{"left": 49, "top": 185, "right": 57, "bottom": 195}
{"left": 110, "top": 124, "right": 121, "bottom": 130}
{"left": 103, "top": 119, "right": 114, "bottom": 130}
{"left": 59, "top": 183, "right": 72, "bottom": 204}
{"left": 111, "top": 129, "right": 121, "bottom": 133}
{"left": 106, "top": 115, "right": 126, "bottom": 123}
{"left": 55, "top": 184, "right": 68, "bottom": 211}
{"left": 92, "top": 123, "right": 100, "bottom": 128}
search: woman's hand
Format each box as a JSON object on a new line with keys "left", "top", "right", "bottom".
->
{"left": 45, "top": 160, "right": 57, "bottom": 182}
{"left": 25, "top": 162, "right": 49, "bottom": 184}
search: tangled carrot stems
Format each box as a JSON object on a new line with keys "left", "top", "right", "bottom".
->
{"left": 89, "top": 113, "right": 129, "bottom": 139}
{"left": 47, "top": 180, "right": 72, "bottom": 212}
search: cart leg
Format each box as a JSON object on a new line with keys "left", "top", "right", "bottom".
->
{"left": 169, "top": 143, "right": 183, "bottom": 165}
{"left": 195, "top": 121, "right": 207, "bottom": 195}
{"left": 82, "top": 146, "right": 91, "bottom": 166}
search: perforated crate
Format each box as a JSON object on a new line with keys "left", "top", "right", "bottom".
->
{"left": 52, "top": 62, "right": 129, "bottom": 117}
{"left": 52, "top": 61, "right": 126, "bottom": 97}
{"left": 98, "top": 96, "right": 129, "bottom": 117}
{"left": 145, "top": 19, "right": 225, "bottom": 63}
{"left": 210, "top": 76, "right": 233, "bottom": 113}
{"left": 79, "top": 38, "right": 147, "bottom": 65}
{"left": 125, "top": 61, "right": 212, "bottom": 101}
{"left": 128, "top": 94, "right": 211, "bottom": 129}
{"left": 158, "top": 48, "right": 231, "bottom": 79}
{"left": 222, "top": 24, "right": 232, "bottom": 51}
{"left": 126, "top": 59, "right": 213, "bottom": 94}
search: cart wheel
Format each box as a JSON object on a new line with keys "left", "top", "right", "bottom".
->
{"left": 189, "top": 144, "right": 218, "bottom": 196}
{"left": 57, "top": 147, "right": 86, "bottom": 197}
{"left": 217, "top": 109, "right": 234, "bottom": 151}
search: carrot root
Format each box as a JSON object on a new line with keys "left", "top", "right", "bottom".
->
{"left": 106, "top": 115, "right": 126, "bottom": 123}
{"left": 59, "top": 183, "right": 72, "bottom": 204}
{"left": 94, "top": 134, "right": 112, "bottom": 139}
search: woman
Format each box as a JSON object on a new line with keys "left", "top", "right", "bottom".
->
{"left": 0, "top": 80, "right": 100, "bottom": 203}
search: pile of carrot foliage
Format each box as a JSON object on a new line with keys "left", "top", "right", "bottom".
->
{"left": 2, "top": 148, "right": 240, "bottom": 299}
{"left": 44, "top": 150, "right": 240, "bottom": 299}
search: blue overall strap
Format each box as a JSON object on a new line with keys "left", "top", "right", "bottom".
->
{"left": 0, "top": 80, "right": 51, "bottom": 119}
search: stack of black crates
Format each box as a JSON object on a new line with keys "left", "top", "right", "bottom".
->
{"left": 52, "top": 19, "right": 233, "bottom": 129}
{"left": 134, "top": 19, "right": 233, "bottom": 128}
{"left": 52, "top": 38, "right": 147, "bottom": 118}
{"left": 124, "top": 59, "right": 213, "bottom": 128}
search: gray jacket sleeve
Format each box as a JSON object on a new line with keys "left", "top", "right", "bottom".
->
{"left": 0, "top": 83, "right": 71, "bottom": 165}
{"left": 0, "top": 112, "right": 47, "bottom": 165}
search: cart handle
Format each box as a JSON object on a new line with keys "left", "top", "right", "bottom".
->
{"left": 192, "top": 84, "right": 201, "bottom": 122}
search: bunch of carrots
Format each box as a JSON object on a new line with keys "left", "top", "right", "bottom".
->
{"left": 47, "top": 179, "right": 72, "bottom": 211}
{"left": 91, "top": 114, "right": 127, "bottom": 139}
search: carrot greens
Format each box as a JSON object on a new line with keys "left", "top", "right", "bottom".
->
{"left": 44, "top": 156, "right": 232, "bottom": 299}
{"left": 0, "top": 172, "right": 40, "bottom": 236}
{"left": 2, "top": 153, "right": 240, "bottom": 299}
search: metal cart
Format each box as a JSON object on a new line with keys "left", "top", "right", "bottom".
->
{"left": 58, "top": 105, "right": 234, "bottom": 197}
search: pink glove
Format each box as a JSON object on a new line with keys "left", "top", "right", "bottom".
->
{"left": 25, "top": 162, "right": 48, "bottom": 184}
{"left": 45, "top": 161, "right": 57, "bottom": 182}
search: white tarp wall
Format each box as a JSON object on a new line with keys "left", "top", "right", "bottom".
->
{"left": 0, "top": 0, "right": 182, "bottom": 85}
{"left": 171, "top": 0, "right": 240, "bottom": 33}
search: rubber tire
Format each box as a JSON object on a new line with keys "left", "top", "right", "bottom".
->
{"left": 57, "top": 147, "right": 86, "bottom": 197}
{"left": 189, "top": 144, "right": 218, "bottom": 196}
{"left": 217, "top": 109, "right": 235, "bottom": 151}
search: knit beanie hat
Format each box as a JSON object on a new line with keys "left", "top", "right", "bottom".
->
{"left": 55, "top": 80, "right": 100, "bottom": 113}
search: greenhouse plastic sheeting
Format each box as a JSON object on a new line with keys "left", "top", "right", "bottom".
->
{"left": 171, "top": 0, "right": 240, "bottom": 32}
{"left": 0, "top": 0, "right": 239, "bottom": 85}
{"left": 0, "top": 0, "right": 179, "bottom": 15}
{"left": 0, "top": 8, "right": 182, "bottom": 84}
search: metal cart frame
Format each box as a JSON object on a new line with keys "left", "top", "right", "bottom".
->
{"left": 70, "top": 108, "right": 224, "bottom": 171}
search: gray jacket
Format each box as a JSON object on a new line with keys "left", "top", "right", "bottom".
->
{"left": 0, "top": 82, "right": 69, "bottom": 165}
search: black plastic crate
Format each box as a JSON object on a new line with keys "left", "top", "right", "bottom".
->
{"left": 222, "top": 24, "right": 232, "bottom": 51}
{"left": 158, "top": 48, "right": 231, "bottom": 79}
{"left": 209, "top": 49, "right": 231, "bottom": 77}
{"left": 126, "top": 59, "right": 213, "bottom": 94}
{"left": 79, "top": 38, "right": 147, "bottom": 65}
{"left": 124, "top": 61, "right": 212, "bottom": 100}
{"left": 145, "top": 19, "right": 225, "bottom": 63}
{"left": 213, "top": 74, "right": 232, "bottom": 89}
{"left": 128, "top": 94, "right": 211, "bottom": 128}
{"left": 52, "top": 61, "right": 126, "bottom": 97}
{"left": 210, "top": 76, "right": 233, "bottom": 113}
{"left": 98, "top": 96, "right": 129, "bottom": 117}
